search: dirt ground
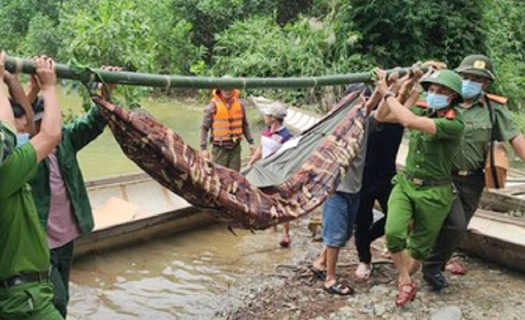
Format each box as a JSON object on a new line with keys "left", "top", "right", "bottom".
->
{"left": 217, "top": 222, "right": 525, "bottom": 320}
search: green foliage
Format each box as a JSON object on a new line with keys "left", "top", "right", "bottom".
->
{"left": 348, "top": 0, "right": 486, "bottom": 67}
{"left": 212, "top": 15, "right": 371, "bottom": 77}
{"left": 0, "top": 0, "right": 523, "bottom": 110}
{"left": 208, "top": 9, "right": 373, "bottom": 106}
{"left": 171, "top": 0, "right": 315, "bottom": 61}
{"left": 482, "top": 0, "right": 525, "bottom": 109}
{"left": 0, "top": 0, "right": 62, "bottom": 54}
{"left": 510, "top": 111, "right": 525, "bottom": 134}
{"left": 57, "top": 0, "right": 203, "bottom": 74}
{"left": 20, "top": 13, "right": 62, "bottom": 58}
{"left": 59, "top": 0, "right": 157, "bottom": 71}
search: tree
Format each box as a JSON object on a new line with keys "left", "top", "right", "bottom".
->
{"left": 21, "top": 13, "right": 62, "bottom": 58}
{"left": 347, "top": 0, "right": 486, "bottom": 67}
{"left": 482, "top": 0, "right": 525, "bottom": 108}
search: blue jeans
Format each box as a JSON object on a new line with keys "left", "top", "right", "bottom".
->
{"left": 322, "top": 191, "right": 360, "bottom": 247}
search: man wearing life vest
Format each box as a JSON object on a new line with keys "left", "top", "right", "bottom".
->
{"left": 200, "top": 85, "right": 255, "bottom": 171}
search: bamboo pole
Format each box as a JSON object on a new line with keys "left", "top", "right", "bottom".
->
{"left": 4, "top": 57, "right": 416, "bottom": 89}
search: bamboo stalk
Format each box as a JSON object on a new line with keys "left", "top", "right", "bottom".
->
{"left": 5, "top": 57, "right": 417, "bottom": 89}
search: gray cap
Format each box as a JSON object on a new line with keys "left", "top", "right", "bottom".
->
{"left": 261, "top": 102, "right": 287, "bottom": 119}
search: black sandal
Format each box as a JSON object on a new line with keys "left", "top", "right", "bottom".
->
{"left": 324, "top": 282, "right": 355, "bottom": 295}
{"left": 309, "top": 267, "right": 326, "bottom": 281}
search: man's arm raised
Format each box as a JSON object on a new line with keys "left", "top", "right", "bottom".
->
{"left": 0, "top": 51, "right": 16, "bottom": 127}
{"left": 29, "top": 56, "right": 62, "bottom": 163}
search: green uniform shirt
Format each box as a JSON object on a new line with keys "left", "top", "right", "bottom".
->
{"left": 0, "top": 121, "right": 17, "bottom": 166}
{"left": 0, "top": 143, "right": 50, "bottom": 279}
{"left": 405, "top": 106, "right": 465, "bottom": 179}
{"left": 452, "top": 97, "right": 519, "bottom": 171}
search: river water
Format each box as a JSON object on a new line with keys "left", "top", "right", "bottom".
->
{"left": 56, "top": 90, "right": 291, "bottom": 319}
{"left": 68, "top": 224, "right": 307, "bottom": 320}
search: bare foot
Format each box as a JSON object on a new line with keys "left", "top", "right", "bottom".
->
{"left": 279, "top": 234, "right": 290, "bottom": 248}
{"left": 445, "top": 259, "right": 467, "bottom": 275}
{"left": 355, "top": 262, "right": 373, "bottom": 281}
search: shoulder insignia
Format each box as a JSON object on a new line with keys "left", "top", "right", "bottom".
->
{"left": 487, "top": 94, "right": 508, "bottom": 105}
{"left": 444, "top": 109, "right": 456, "bottom": 119}
{"left": 415, "top": 100, "right": 429, "bottom": 108}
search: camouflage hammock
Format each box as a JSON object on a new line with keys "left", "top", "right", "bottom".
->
{"left": 91, "top": 91, "right": 368, "bottom": 230}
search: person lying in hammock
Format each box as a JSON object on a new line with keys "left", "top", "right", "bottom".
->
{"left": 247, "top": 102, "right": 293, "bottom": 247}
{"left": 373, "top": 67, "right": 465, "bottom": 306}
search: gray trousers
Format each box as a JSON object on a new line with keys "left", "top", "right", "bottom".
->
{"left": 423, "top": 171, "right": 485, "bottom": 273}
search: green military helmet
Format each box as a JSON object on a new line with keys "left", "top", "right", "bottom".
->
{"left": 455, "top": 54, "right": 495, "bottom": 81}
{"left": 420, "top": 69, "right": 464, "bottom": 102}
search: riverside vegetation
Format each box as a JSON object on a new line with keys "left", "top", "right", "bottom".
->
{"left": 1, "top": 0, "right": 524, "bottom": 117}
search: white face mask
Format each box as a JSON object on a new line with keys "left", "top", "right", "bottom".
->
{"left": 461, "top": 79, "right": 483, "bottom": 99}
{"left": 426, "top": 93, "right": 452, "bottom": 110}
{"left": 16, "top": 133, "right": 30, "bottom": 148}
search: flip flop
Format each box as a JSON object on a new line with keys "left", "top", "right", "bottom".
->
{"left": 309, "top": 267, "right": 326, "bottom": 281}
{"left": 324, "top": 282, "right": 355, "bottom": 296}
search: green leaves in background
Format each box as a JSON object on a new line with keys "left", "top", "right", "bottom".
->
{"left": 0, "top": 0, "right": 523, "bottom": 110}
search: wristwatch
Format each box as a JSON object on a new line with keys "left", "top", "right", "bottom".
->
{"left": 384, "top": 92, "right": 396, "bottom": 100}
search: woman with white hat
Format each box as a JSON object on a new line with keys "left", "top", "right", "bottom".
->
{"left": 248, "top": 102, "right": 293, "bottom": 246}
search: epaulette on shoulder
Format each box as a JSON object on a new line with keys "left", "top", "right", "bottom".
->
{"left": 444, "top": 109, "right": 456, "bottom": 120}
{"left": 415, "top": 100, "right": 429, "bottom": 108}
{"left": 487, "top": 94, "right": 508, "bottom": 105}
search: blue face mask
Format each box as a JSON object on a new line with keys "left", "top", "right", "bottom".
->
{"left": 16, "top": 133, "right": 30, "bottom": 148}
{"left": 461, "top": 80, "right": 483, "bottom": 99}
{"left": 426, "top": 93, "right": 450, "bottom": 110}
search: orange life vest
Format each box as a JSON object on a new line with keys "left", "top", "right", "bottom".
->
{"left": 211, "top": 89, "right": 244, "bottom": 144}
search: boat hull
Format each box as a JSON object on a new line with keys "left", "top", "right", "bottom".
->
{"left": 74, "top": 173, "right": 214, "bottom": 258}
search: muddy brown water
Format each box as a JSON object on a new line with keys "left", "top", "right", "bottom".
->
{"left": 68, "top": 224, "right": 308, "bottom": 320}
{"left": 57, "top": 90, "right": 273, "bottom": 319}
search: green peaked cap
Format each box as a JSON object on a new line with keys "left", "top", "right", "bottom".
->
{"left": 455, "top": 54, "right": 495, "bottom": 80}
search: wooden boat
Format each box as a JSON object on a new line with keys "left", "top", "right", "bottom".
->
{"left": 74, "top": 173, "right": 214, "bottom": 258}
{"left": 261, "top": 98, "right": 525, "bottom": 273}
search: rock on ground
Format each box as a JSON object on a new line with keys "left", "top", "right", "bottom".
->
{"left": 431, "top": 306, "right": 462, "bottom": 320}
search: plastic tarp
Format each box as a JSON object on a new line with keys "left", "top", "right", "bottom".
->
{"left": 243, "top": 97, "right": 359, "bottom": 188}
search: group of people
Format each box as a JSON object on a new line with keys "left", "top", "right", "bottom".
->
{"left": 310, "top": 55, "right": 525, "bottom": 306}
{"left": 0, "top": 52, "right": 121, "bottom": 319}
{"left": 200, "top": 87, "right": 294, "bottom": 246}
{"left": 1, "top": 48, "right": 524, "bottom": 320}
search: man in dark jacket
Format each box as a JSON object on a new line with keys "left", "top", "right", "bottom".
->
{"left": 28, "top": 66, "right": 121, "bottom": 318}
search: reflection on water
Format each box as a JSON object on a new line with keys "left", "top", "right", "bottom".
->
{"left": 69, "top": 223, "right": 306, "bottom": 320}
{"left": 56, "top": 90, "right": 262, "bottom": 179}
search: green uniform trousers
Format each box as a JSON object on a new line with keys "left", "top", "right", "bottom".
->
{"left": 50, "top": 241, "right": 75, "bottom": 318}
{"left": 423, "top": 171, "right": 484, "bottom": 273}
{"left": 212, "top": 143, "right": 241, "bottom": 171}
{"left": 0, "top": 281, "right": 64, "bottom": 320}
{"left": 385, "top": 174, "right": 455, "bottom": 260}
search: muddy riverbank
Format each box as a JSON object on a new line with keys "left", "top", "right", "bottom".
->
{"left": 67, "top": 209, "right": 525, "bottom": 320}
{"left": 221, "top": 221, "right": 525, "bottom": 320}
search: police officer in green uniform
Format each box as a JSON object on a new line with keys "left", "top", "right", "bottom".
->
{"left": 422, "top": 54, "right": 525, "bottom": 290}
{"left": 0, "top": 52, "right": 64, "bottom": 320}
{"left": 374, "top": 68, "right": 465, "bottom": 306}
